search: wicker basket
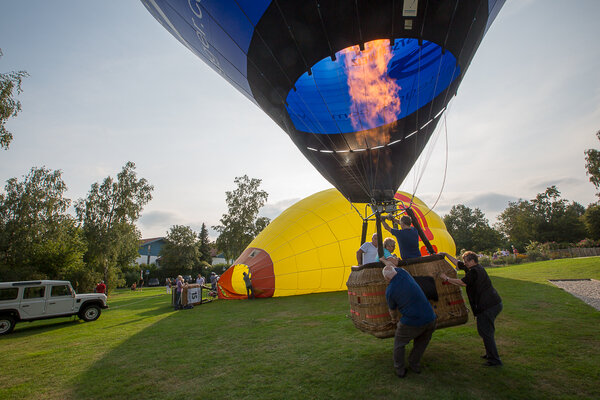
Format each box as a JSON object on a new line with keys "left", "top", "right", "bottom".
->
{"left": 347, "top": 254, "right": 468, "bottom": 338}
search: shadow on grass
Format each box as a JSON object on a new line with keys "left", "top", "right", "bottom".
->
{"left": 8, "top": 317, "right": 81, "bottom": 338}
{"left": 68, "top": 277, "right": 599, "bottom": 400}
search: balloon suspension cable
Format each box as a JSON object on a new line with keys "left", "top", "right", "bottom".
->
{"left": 422, "top": 111, "right": 450, "bottom": 217}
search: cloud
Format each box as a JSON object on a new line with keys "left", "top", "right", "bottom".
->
{"left": 138, "top": 210, "right": 183, "bottom": 237}
{"left": 259, "top": 198, "right": 301, "bottom": 220}
{"left": 531, "top": 177, "right": 584, "bottom": 193}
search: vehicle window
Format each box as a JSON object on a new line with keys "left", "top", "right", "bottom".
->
{"left": 23, "top": 286, "right": 45, "bottom": 299}
{"left": 0, "top": 288, "right": 19, "bottom": 301}
{"left": 51, "top": 285, "right": 71, "bottom": 297}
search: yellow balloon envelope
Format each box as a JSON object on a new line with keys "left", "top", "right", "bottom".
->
{"left": 218, "top": 189, "right": 455, "bottom": 299}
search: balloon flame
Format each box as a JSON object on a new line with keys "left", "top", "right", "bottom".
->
{"left": 341, "top": 39, "right": 401, "bottom": 132}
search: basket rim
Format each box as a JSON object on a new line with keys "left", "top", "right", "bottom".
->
{"left": 351, "top": 254, "right": 446, "bottom": 271}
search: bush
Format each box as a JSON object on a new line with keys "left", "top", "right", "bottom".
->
{"left": 479, "top": 256, "right": 492, "bottom": 267}
{"left": 574, "top": 238, "right": 600, "bottom": 248}
{"left": 526, "top": 241, "right": 550, "bottom": 262}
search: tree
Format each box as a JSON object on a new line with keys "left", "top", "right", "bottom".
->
{"left": 159, "top": 225, "right": 200, "bottom": 278}
{"left": 497, "top": 186, "right": 586, "bottom": 248}
{"left": 0, "top": 49, "right": 28, "bottom": 150}
{"left": 0, "top": 167, "right": 87, "bottom": 285}
{"left": 584, "top": 130, "right": 600, "bottom": 198}
{"left": 213, "top": 175, "right": 270, "bottom": 262}
{"left": 443, "top": 204, "right": 504, "bottom": 253}
{"left": 197, "top": 223, "right": 212, "bottom": 264}
{"left": 583, "top": 204, "right": 600, "bottom": 240}
{"left": 75, "top": 162, "right": 153, "bottom": 289}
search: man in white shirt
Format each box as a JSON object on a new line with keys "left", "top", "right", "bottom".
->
{"left": 356, "top": 233, "right": 379, "bottom": 265}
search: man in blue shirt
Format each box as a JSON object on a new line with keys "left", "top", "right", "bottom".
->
{"left": 382, "top": 215, "right": 422, "bottom": 259}
{"left": 383, "top": 264, "right": 437, "bottom": 378}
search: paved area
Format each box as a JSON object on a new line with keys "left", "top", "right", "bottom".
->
{"left": 550, "top": 279, "right": 600, "bottom": 311}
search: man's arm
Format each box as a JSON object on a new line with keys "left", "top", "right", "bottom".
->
{"left": 439, "top": 252, "right": 467, "bottom": 286}
{"left": 356, "top": 249, "right": 364, "bottom": 265}
{"left": 381, "top": 218, "right": 393, "bottom": 233}
{"left": 389, "top": 308, "right": 399, "bottom": 324}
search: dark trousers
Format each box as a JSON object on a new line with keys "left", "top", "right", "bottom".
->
{"left": 174, "top": 291, "right": 182, "bottom": 310}
{"left": 477, "top": 302, "right": 503, "bottom": 365}
{"left": 393, "top": 320, "right": 436, "bottom": 371}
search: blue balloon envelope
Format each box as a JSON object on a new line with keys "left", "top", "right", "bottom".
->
{"left": 141, "top": 0, "right": 505, "bottom": 203}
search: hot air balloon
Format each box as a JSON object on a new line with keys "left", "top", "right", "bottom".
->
{"left": 216, "top": 188, "right": 455, "bottom": 299}
{"left": 141, "top": 0, "right": 505, "bottom": 204}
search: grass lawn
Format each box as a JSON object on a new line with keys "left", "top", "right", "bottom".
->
{"left": 1, "top": 258, "right": 599, "bottom": 400}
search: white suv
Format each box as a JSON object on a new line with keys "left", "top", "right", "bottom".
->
{"left": 0, "top": 280, "right": 108, "bottom": 335}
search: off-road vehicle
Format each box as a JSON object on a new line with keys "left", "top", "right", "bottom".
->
{"left": 0, "top": 280, "right": 108, "bottom": 335}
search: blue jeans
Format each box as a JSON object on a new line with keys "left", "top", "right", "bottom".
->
{"left": 477, "top": 302, "right": 503, "bottom": 365}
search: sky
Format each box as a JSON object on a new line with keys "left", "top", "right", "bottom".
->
{"left": 1, "top": 0, "right": 599, "bottom": 241}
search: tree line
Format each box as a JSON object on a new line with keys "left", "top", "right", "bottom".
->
{"left": 444, "top": 130, "right": 600, "bottom": 254}
{"left": 0, "top": 163, "right": 152, "bottom": 292}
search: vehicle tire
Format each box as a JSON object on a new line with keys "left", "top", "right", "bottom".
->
{"left": 0, "top": 315, "right": 16, "bottom": 335}
{"left": 79, "top": 305, "right": 101, "bottom": 322}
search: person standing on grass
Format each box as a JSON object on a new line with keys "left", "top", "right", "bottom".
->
{"left": 381, "top": 263, "right": 437, "bottom": 378}
{"left": 174, "top": 275, "right": 184, "bottom": 310}
{"left": 440, "top": 251, "right": 503, "bottom": 367}
{"left": 242, "top": 270, "right": 254, "bottom": 299}
{"left": 382, "top": 215, "right": 421, "bottom": 260}
{"left": 95, "top": 280, "right": 106, "bottom": 295}
{"left": 357, "top": 233, "right": 379, "bottom": 265}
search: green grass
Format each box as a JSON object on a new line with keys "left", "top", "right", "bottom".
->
{"left": 1, "top": 258, "right": 599, "bottom": 400}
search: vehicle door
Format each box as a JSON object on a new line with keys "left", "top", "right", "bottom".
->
{"left": 19, "top": 285, "right": 47, "bottom": 319}
{"left": 46, "top": 284, "right": 75, "bottom": 316}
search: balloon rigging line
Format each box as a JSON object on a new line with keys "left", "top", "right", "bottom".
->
{"left": 407, "top": 0, "right": 479, "bottom": 210}
{"left": 423, "top": 111, "right": 450, "bottom": 217}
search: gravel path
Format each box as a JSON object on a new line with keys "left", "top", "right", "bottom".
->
{"left": 550, "top": 279, "right": 600, "bottom": 311}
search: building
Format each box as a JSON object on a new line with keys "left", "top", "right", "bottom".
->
{"left": 136, "top": 237, "right": 166, "bottom": 265}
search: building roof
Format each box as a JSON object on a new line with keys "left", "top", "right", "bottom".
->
{"left": 140, "top": 237, "right": 165, "bottom": 246}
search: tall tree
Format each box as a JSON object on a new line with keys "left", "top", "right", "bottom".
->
{"left": 160, "top": 225, "right": 200, "bottom": 278}
{"left": 213, "top": 175, "right": 269, "bottom": 263}
{"left": 198, "top": 223, "right": 212, "bottom": 264}
{"left": 584, "top": 130, "right": 600, "bottom": 198}
{"left": 443, "top": 204, "right": 504, "bottom": 253}
{"left": 497, "top": 186, "right": 586, "bottom": 248}
{"left": 75, "top": 162, "right": 153, "bottom": 288}
{"left": 0, "top": 167, "right": 87, "bottom": 285}
{"left": 0, "top": 49, "right": 28, "bottom": 150}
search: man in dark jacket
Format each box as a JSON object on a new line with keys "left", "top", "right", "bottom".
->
{"left": 440, "top": 251, "right": 503, "bottom": 366}
{"left": 382, "top": 264, "right": 437, "bottom": 378}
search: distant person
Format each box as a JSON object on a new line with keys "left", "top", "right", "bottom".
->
{"left": 440, "top": 251, "right": 503, "bottom": 367}
{"left": 165, "top": 278, "right": 172, "bottom": 294}
{"left": 130, "top": 282, "right": 137, "bottom": 291}
{"left": 357, "top": 233, "right": 379, "bottom": 265}
{"left": 383, "top": 237, "right": 398, "bottom": 260}
{"left": 382, "top": 215, "right": 421, "bottom": 260}
{"left": 242, "top": 270, "right": 254, "bottom": 299}
{"left": 210, "top": 272, "right": 219, "bottom": 291}
{"left": 381, "top": 262, "right": 437, "bottom": 378}
{"left": 174, "top": 275, "right": 184, "bottom": 310}
{"left": 95, "top": 281, "right": 106, "bottom": 295}
{"left": 196, "top": 274, "right": 205, "bottom": 286}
